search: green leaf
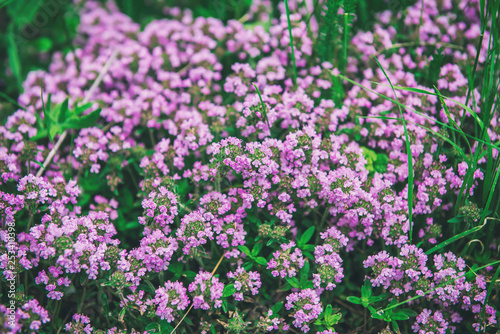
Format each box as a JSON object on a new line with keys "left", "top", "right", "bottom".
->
{"left": 391, "top": 320, "right": 400, "bottom": 332}
{"left": 159, "top": 321, "right": 174, "bottom": 334}
{"left": 285, "top": 277, "right": 300, "bottom": 288}
{"left": 254, "top": 257, "right": 267, "bottom": 266}
{"left": 145, "top": 323, "right": 159, "bottom": 333}
{"left": 223, "top": 284, "right": 236, "bottom": 297}
{"left": 58, "top": 99, "right": 70, "bottom": 124}
{"left": 183, "top": 271, "right": 197, "bottom": 278}
{"left": 325, "top": 304, "right": 333, "bottom": 317}
{"left": 302, "top": 244, "right": 315, "bottom": 251}
{"left": 271, "top": 301, "right": 283, "bottom": 315}
{"left": 7, "top": 29, "right": 22, "bottom": 92}
{"left": 252, "top": 242, "right": 263, "bottom": 257}
{"left": 168, "top": 261, "right": 183, "bottom": 275}
{"left": 346, "top": 296, "right": 362, "bottom": 304}
{"left": 74, "top": 102, "right": 94, "bottom": 116}
{"left": 391, "top": 312, "right": 409, "bottom": 321}
{"left": 49, "top": 124, "right": 64, "bottom": 142}
{"left": 118, "top": 308, "right": 126, "bottom": 321}
{"left": 64, "top": 108, "right": 102, "bottom": 129}
{"left": 34, "top": 37, "right": 54, "bottom": 52}
{"left": 300, "top": 260, "right": 310, "bottom": 287}
{"left": 326, "top": 311, "right": 341, "bottom": 327}
{"left": 371, "top": 311, "right": 385, "bottom": 320}
{"left": 397, "top": 309, "right": 418, "bottom": 317}
{"left": 361, "top": 280, "right": 372, "bottom": 299}
{"left": 298, "top": 226, "right": 315, "bottom": 247}
{"left": 99, "top": 290, "right": 109, "bottom": 314}
{"left": 238, "top": 245, "right": 252, "bottom": 257}
{"left": 447, "top": 215, "right": 464, "bottom": 224}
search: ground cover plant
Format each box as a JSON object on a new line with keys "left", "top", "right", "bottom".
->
{"left": 0, "top": 0, "right": 499, "bottom": 333}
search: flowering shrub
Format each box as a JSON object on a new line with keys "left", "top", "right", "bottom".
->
{"left": 0, "top": 0, "right": 499, "bottom": 333}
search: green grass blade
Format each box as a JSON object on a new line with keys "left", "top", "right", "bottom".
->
{"left": 284, "top": 0, "right": 298, "bottom": 86}
{"left": 482, "top": 264, "right": 500, "bottom": 333}
{"left": 373, "top": 83, "right": 485, "bottom": 131}
{"left": 336, "top": 74, "right": 499, "bottom": 152}
{"left": 481, "top": 159, "right": 500, "bottom": 222}
{"left": 0, "top": 0, "right": 15, "bottom": 9}
{"left": 7, "top": 28, "right": 23, "bottom": 92}
{"left": 376, "top": 259, "right": 500, "bottom": 315}
{"left": 357, "top": 115, "right": 469, "bottom": 163}
{"left": 373, "top": 56, "right": 414, "bottom": 244}
{"left": 253, "top": 83, "right": 272, "bottom": 135}
{"left": 425, "top": 220, "right": 487, "bottom": 256}
{"left": 0, "top": 91, "right": 25, "bottom": 111}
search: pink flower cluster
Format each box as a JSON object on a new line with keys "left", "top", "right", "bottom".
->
{"left": 0, "top": 0, "right": 498, "bottom": 332}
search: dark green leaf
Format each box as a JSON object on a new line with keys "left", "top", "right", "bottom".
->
{"left": 99, "top": 290, "right": 109, "bottom": 314}
{"left": 223, "top": 284, "right": 236, "bottom": 297}
{"left": 391, "top": 312, "right": 409, "bottom": 321}
{"left": 252, "top": 242, "right": 263, "bottom": 257}
{"left": 302, "top": 244, "right": 316, "bottom": 251}
{"left": 285, "top": 277, "right": 300, "bottom": 288}
{"left": 346, "top": 296, "right": 362, "bottom": 304}
{"left": 447, "top": 215, "right": 464, "bottom": 223}
{"left": 7, "top": 30, "right": 22, "bottom": 91}
{"left": 58, "top": 99, "right": 69, "bottom": 124}
{"left": 255, "top": 257, "right": 267, "bottom": 266}
{"left": 159, "top": 321, "right": 174, "bottom": 334}
{"left": 300, "top": 260, "right": 310, "bottom": 287}
{"left": 64, "top": 108, "right": 101, "bottom": 129}
{"left": 298, "top": 226, "right": 315, "bottom": 246}
{"left": 238, "top": 245, "right": 252, "bottom": 257}
{"left": 145, "top": 323, "right": 159, "bottom": 332}
{"left": 397, "top": 309, "right": 418, "bottom": 317}
{"left": 271, "top": 301, "right": 283, "bottom": 315}
{"left": 183, "top": 271, "right": 196, "bottom": 278}
{"left": 361, "top": 280, "right": 372, "bottom": 299}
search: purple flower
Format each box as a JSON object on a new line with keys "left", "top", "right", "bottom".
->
{"left": 227, "top": 266, "right": 262, "bottom": 301}
{"left": 267, "top": 241, "right": 305, "bottom": 278}
{"left": 285, "top": 288, "right": 323, "bottom": 332}
{"left": 188, "top": 271, "right": 224, "bottom": 310}
{"left": 147, "top": 281, "right": 189, "bottom": 322}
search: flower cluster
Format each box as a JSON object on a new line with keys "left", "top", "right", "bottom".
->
{"left": 285, "top": 288, "right": 323, "bottom": 332}
{"left": 147, "top": 281, "right": 190, "bottom": 322}
{"left": 267, "top": 241, "right": 305, "bottom": 278}
{"left": 227, "top": 266, "right": 262, "bottom": 301}
{"left": 188, "top": 271, "right": 225, "bottom": 310}
{"left": 0, "top": 0, "right": 498, "bottom": 332}
{"left": 364, "top": 247, "right": 497, "bottom": 332}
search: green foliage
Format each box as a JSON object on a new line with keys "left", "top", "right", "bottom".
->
{"left": 0, "top": 0, "right": 80, "bottom": 97}
{"left": 316, "top": 0, "right": 358, "bottom": 74}
{"left": 33, "top": 96, "right": 101, "bottom": 142}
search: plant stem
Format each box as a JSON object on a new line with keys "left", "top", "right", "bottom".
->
{"left": 284, "top": 0, "right": 298, "bottom": 86}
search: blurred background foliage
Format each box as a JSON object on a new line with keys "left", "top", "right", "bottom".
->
{"left": 0, "top": 0, "right": 416, "bottom": 107}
